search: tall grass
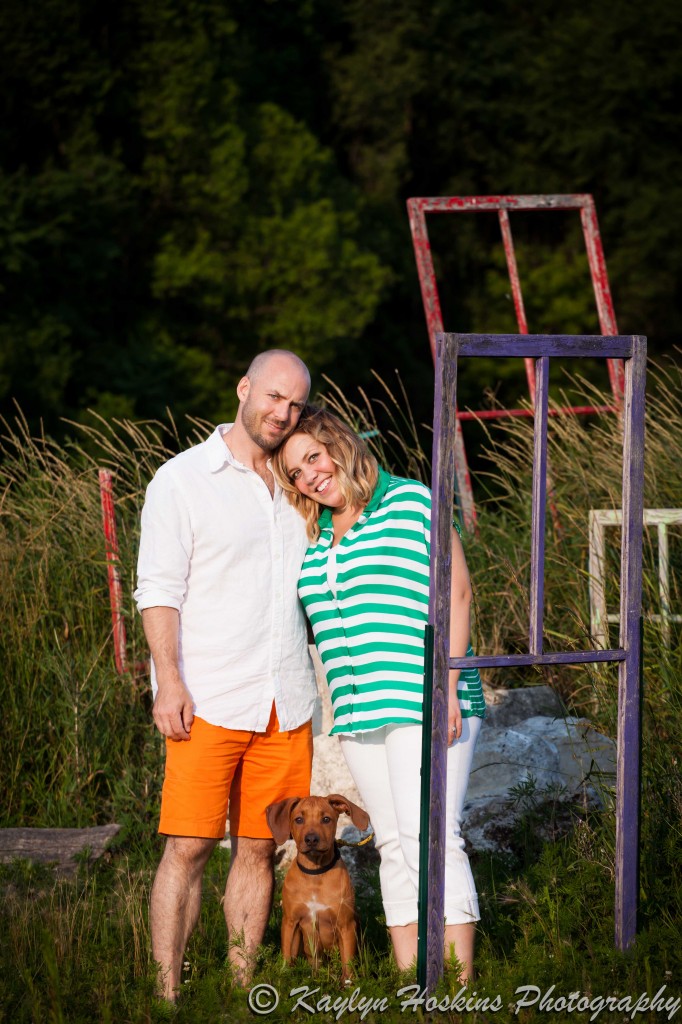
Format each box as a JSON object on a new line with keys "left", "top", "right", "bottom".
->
{"left": 0, "top": 408, "right": 210, "bottom": 828}
{"left": 1, "top": 360, "right": 680, "bottom": 1021}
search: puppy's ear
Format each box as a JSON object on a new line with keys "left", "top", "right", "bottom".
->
{"left": 265, "top": 797, "right": 301, "bottom": 846}
{"left": 326, "top": 794, "right": 370, "bottom": 831}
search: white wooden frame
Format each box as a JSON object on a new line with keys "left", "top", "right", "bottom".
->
{"left": 589, "top": 509, "right": 682, "bottom": 647}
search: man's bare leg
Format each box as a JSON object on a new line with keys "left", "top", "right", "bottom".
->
{"left": 150, "top": 835, "right": 217, "bottom": 1001}
{"left": 223, "top": 836, "right": 276, "bottom": 984}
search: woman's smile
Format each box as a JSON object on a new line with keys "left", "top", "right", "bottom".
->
{"left": 282, "top": 434, "right": 343, "bottom": 508}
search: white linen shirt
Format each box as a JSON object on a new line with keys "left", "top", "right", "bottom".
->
{"left": 134, "top": 424, "right": 317, "bottom": 732}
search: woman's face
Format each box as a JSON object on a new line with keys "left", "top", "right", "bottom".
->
{"left": 282, "top": 433, "right": 344, "bottom": 509}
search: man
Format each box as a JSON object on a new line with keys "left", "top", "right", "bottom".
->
{"left": 134, "top": 349, "right": 317, "bottom": 1000}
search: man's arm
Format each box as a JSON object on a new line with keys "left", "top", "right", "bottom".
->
{"left": 135, "top": 466, "right": 195, "bottom": 741}
{"left": 142, "top": 606, "right": 194, "bottom": 741}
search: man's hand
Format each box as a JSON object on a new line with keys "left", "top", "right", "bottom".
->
{"left": 152, "top": 677, "right": 195, "bottom": 740}
{"left": 448, "top": 674, "right": 463, "bottom": 744}
{"left": 141, "top": 607, "right": 193, "bottom": 740}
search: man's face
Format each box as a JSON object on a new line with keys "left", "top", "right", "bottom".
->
{"left": 238, "top": 358, "right": 310, "bottom": 452}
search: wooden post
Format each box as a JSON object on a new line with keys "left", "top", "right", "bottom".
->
{"left": 419, "top": 334, "right": 459, "bottom": 991}
{"left": 615, "top": 336, "right": 646, "bottom": 949}
{"left": 529, "top": 355, "right": 549, "bottom": 654}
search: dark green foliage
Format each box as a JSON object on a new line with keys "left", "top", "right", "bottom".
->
{"left": 0, "top": 0, "right": 389, "bottom": 433}
{"left": 1, "top": 0, "right": 681, "bottom": 439}
{"left": 325, "top": 0, "right": 682, "bottom": 420}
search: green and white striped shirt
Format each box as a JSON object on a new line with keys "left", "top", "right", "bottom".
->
{"left": 298, "top": 468, "right": 485, "bottom": 735}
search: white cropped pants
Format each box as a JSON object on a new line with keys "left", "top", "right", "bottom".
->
{"left": 339, "top": 716, "right": 482, "bottom": 927}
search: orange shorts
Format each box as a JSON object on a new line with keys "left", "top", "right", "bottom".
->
{"left": 158, "top": 704, "right": 313, "bottom": 840}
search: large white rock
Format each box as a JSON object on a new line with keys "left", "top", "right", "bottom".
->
{"left": 462, "top": 709, "right": 616, "bottom": 853}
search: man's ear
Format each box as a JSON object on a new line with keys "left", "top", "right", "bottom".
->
{"left": 236, "top": 376, "right": 250, "bottom": 403}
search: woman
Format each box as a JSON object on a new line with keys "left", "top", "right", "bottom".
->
{"left": 272, "top": 407, "right": 485, "bottom": 979}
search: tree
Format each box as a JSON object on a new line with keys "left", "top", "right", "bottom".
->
{"left": 322, "top": 0, "right": 682, "bottom": 416}
{"left": 0, "top": 0, "right": 389, "bottom": 430}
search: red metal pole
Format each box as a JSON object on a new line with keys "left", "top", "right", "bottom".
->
{"left": 581, "top": 196, "right": 625, "bottom": 399}
{"left": 99, "top": 469, "right": 128, "bottom": 675}
{"left": 498, "top": 209, "right": 536, "bottom": 402}
{"left": 407, "top": 199, "right": 477, "bottom": 529}
{"left": 457, "top": 402, "right": 617, "bottom": 421}
{"left": 407, "top": 198, "right": 444, "bottom": 366}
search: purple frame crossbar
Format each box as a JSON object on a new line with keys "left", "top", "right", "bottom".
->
{"left": 420, "top": 332, "right": 646, "bottom": 992}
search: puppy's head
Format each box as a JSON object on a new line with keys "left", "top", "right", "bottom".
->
{"left": 265, "top": 793, "right": 370, "bottom": 850}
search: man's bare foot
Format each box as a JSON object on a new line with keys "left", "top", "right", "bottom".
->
{"left": 228, "top": 946, "right": 256, "bottom": 988}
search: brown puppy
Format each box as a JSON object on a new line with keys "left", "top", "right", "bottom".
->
{"left": 266, "top": 794, "right": 370, "bottom": 982}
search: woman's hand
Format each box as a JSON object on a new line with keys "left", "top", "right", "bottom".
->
{"left": 448, "top": 674, "right": 463, "bottom": 744}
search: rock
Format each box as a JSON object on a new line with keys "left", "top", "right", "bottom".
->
{"left": 467, "top": 724, "right": 562, "bottom": 800}
{"left": 482, "top": 683, "right": 565, "bottom": 727}
{"left": 514, "top": 716, "right": 617, "bottom": 799}
{"left": 310, "top": 644, "right": 334, "bottom": 735}
{"left": 339, "top": 824, "right": 380, "bottom": 899}
{"left": 462, "top": 704, "right": 617, "bottom": 854}
{"left": 311, "top": 733, "right": 362, "bottom": 807}
{"left": 305, "top": 679, "right": 616, "bottom": 858}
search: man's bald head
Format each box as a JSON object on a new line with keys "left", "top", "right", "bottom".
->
{"left": 235, "top": 349, "right": 311, "bottom": 453}
{"left": 245, "top": 349, "right": 311, "bottom": 391}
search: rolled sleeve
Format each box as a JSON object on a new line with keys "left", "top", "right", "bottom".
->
{"left": 134, "top": 466, "right": 193, "bottom": 613}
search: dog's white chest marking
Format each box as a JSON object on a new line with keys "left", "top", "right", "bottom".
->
{"left": 306, "top": 898, "right": 330, "bottom": 920}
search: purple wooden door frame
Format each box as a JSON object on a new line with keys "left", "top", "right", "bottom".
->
{"left": 420, "top": 332, "right": 646, "bottom": 992}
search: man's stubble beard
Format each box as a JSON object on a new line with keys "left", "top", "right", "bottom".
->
{"left": 241, "top": 395, "right": 286, "bottom": 453}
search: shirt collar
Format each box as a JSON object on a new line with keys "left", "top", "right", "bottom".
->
{"left": 317, "top": 466, "right": 392, "bottom": 533}
{"left": 206, "top": 424, "right": 240, "bottom": 472}
{"left": 364, "top": 466, "right": 392, "bottom": 512}
{"left": 206, "top": 424, "right": 281, "bottom": 498}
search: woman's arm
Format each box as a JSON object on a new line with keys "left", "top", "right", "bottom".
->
{"left": 448, "top": 527, "right": 474, "bottom": 742}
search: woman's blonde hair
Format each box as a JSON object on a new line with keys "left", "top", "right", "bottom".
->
{"left": 272, "top": 406, "right": 379, "bottom": 541}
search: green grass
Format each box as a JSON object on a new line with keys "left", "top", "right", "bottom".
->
{"left": 1, "top": 806, "right": 680, "bottom": 1022}
{"left": 1, "top": 359, "right": 681, "bottom": 1021}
